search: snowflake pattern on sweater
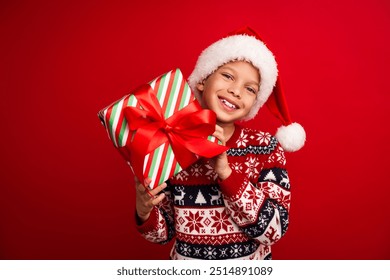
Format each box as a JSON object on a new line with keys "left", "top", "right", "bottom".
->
{"left": 136, "top": 125, "right": 291, "bottom": 260}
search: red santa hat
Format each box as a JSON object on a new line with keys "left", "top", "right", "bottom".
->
{"left": 188, "top": 26, "right": 306, "bottom": 152}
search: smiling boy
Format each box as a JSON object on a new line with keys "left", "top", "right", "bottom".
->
{"left": 134, "top": 26, "right": 305, "bottom": 260}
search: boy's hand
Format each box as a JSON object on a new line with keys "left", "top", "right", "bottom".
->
{"left": 212, "top": 125, "right": 232, "bottom": 180}
{"left": 134, "top": 177, "right": 167, "bottom": 223}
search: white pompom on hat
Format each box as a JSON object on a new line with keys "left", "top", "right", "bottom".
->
{"left": 188, "top": 26, "right": 306, "bottom": 152}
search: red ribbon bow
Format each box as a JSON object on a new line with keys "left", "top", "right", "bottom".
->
{"left": 122, "top": 84, "right": 228, "bottom": 184}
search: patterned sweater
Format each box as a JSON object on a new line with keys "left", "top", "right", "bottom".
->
{"left": 136, "top": 124, "right": 291, "bottom": 260}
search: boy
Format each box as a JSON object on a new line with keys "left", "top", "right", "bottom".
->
{"left": 134, "top": 26, "right": 305, "bottom": 260}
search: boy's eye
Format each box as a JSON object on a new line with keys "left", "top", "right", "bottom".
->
{"left": 222, "top": 73, "right": 233, "bottom": 80}
{"left": 246, "top": 87, "right": 257, "bottom": 94}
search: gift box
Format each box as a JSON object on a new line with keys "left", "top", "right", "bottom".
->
{"left": 98, "top": 69, "right": 227, "bottom": 190}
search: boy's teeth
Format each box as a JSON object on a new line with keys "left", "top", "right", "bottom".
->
{"left": 221, "top": 99, "right": 236, "bottom": 109}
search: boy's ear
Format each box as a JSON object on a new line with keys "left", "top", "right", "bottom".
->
{"left": 196, "top": 81, "right": 204, "bottom": 92}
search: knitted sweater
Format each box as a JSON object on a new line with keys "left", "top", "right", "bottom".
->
{"left": 136, "top": 124, "right": 291, "bottom": 260}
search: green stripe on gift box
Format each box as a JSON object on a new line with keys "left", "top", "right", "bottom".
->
{"left": 108, "top": 98, "right": 125, "bottom": 147}
{"left": 117, "top": 96, "right": 128, "bottom": 147}
{"left": 118, "top": 120, "right": 127, "bottom": 147}
{"left": 165, "top": 69, "right": 180, "bottom": 118}
{"left": 159, "top": 144, "right": 175, "bottom": 185}
{"left": 175, "top": 162, "right": 181, "bottom": 175}
{"left": 118, "top": 95, "right": 138, "bottom": 147}
{"left": 147, "top": 143, "right": 165, "bottom": 187}
{"left": 207, "top": 135, "right": 222, "bottom": 145}
{"left": 156, "top": 71, "right": 169, "bottom": 107}
{"left": 108, "top": 104, "right": 118, "bottom": 145}
{"left": 179, "top": 82, "right": 191, "bottom": 110}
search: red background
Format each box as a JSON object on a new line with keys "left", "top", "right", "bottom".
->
{"left": 1, "top": 0, "right": 389, "bottom": 260}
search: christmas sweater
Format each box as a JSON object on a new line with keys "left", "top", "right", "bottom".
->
{"left": 136, "top": 124, "right": 291, "bottom": 260}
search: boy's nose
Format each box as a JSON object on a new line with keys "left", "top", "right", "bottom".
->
{"left": 227, "top": 86, "right": 241, "bottom": 98}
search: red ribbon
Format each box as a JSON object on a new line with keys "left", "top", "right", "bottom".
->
{"left": 122, "top": 84, "right": 228, "bottom": 184}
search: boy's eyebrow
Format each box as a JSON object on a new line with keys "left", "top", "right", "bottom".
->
{"left": 219, "top": 65, "right": 236, "bottom": 72}
{"left": 220, "top": 66, "right": 260, "bottom": 86}
{"left": 246, "top": 79, "right": 260, "bottom": 87}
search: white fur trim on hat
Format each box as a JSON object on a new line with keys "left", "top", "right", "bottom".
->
{"left": 275, "top": 122, "right": 306, "bottom": 152}
{"left": 188, "top": 34, "right": 278, "bottom": 120}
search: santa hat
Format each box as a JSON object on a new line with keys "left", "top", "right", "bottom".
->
{"left": 188, "top": 26, "right": 306, "bottom": 152}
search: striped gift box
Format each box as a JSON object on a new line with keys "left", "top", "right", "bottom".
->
{"left": 98, "top": 69, "right": 219, "bottom": 189}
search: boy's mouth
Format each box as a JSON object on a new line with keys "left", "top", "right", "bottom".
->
{"left": 219, "top": 97, "right": 238, "bottom": 110}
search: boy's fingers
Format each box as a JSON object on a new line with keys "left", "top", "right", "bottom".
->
{"left": 153, "top": 182, "right": 167, "bottom": 193}
{"left": 135, "top": 182, "right": 146, "bottom": 192}
{"left": 148, "top": 182, "right": 167, "bottom": 197}
{"left": 150, "top": 193, "right": 166, "bottom": 206}
{"left": 143, "top": 178, "right": 152, "bottom": 187}
{"left": 134, "top": 177, "right": 152, "bottom": 192}
{"left": 213, "top": 130, "right": 226, "bottom": 145}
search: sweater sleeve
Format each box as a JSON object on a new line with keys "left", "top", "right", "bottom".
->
{"left": 220, "top": 142, "right": 290, "bottom": 246}
{"left": 135, "top": 184, "right": 176, "bottom": 244}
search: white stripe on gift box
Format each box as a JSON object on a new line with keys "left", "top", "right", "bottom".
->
{"left": 158, "top": 71, "right": 170, "bottom": 108}
{"left": 120, "top": 95, "right": 138, "bottom": 147}
{"left": 147, "top": 143, "right": 166, "bottom": 189}
{"left": 167, "top": 72, "right": 182, "bottom": 117}
{"left": 103, "top": 108, "right": 111, "bottom": 140}
{"left": 149, "top": 76, "right": 157, "bottom": 90}
{"left": 111, "top": 97, "right": 126, "bottom": 147}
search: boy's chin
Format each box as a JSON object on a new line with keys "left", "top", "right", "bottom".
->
{"left": 216, "top": 114, "right": 243, "bottom": 124}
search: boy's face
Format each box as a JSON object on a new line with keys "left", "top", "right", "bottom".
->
{"left": 196, "top": 60, "right": 260, "bottom": 124}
